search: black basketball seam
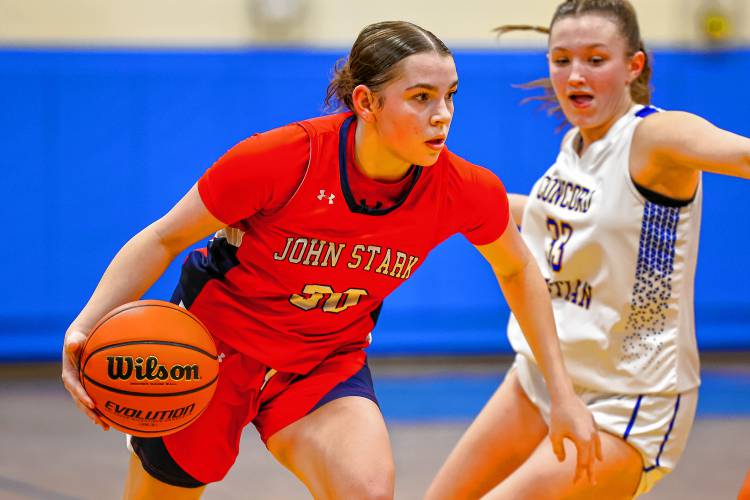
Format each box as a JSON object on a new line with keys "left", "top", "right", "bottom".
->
{"left": 82, "top": 373, "right": 219, "bottom": 397}
{"left": 79, "top": 301, "right": 212, "bottom": 368}
{"left": 98, "top": 406, "right": 208, "bottom": 435}
{"left": 85, "top": 339, "right": 216, "bottom": 364}
{"left": 81, "top": 340, "right": 217, "bottom": 377}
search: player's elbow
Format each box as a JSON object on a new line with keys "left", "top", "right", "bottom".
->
{"left": 144, "top": 220, "right": 192, "bottom": 259}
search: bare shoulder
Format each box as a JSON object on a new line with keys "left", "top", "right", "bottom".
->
{"left": 633, "top": 110, "right": 706, "bottom": 146}
{"left": 632, "top": 108, "right": 750, "bottom": 180}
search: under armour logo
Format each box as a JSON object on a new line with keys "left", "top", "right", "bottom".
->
{"left": 317, "top": 189, "right": 335, "bottom": 205}
{"left": 217, "top": 353, "right": 226, "bottom": 363}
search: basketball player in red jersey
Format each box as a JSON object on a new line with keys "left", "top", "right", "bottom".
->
{"left": 61, "top": 21, "right": 599, "bottom": 499}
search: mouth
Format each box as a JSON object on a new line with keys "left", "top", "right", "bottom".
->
{"left": 425, "top": 136, "right": 446, "bottom": 151}
{"left": 568, "top": 92, "right": 594, "bottom": 109}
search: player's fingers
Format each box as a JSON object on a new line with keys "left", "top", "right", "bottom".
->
{"left": 72, "top": 397, "right": 108, "bottom": 430}
{"left": 594, "top": 431, "right": 603, "bottom": 461}
{"left": 93, "top": 414, "right": 110, "bottom": 431}
{"left": 62, "top": 370, "right": 95, "bottom": 409}
{"left": 585, "top": 442, "right": 597, "bottom": 485}
{"left": 574, "top": 436, "right": 594, "bottom": 484}
{"left": 73, "top": 398, "right": 100, "bottom": 422}
{"left": 550, "top": 433, "right": 566, "bottom": 462}
{"left": 81, "top": 404, "right": 98, "bottom": 422}
{"left": 577, "top": 431, "right": 599, "bottom": 484}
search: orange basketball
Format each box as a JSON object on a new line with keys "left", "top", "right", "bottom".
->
{"left": 79, "top": 300, "right": 219, "bottom": 437}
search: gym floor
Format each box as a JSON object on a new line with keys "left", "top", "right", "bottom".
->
{"left": 1, "top": 354, "right": 748, "bottom": 500}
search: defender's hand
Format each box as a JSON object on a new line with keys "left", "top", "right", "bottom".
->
{"left": 549, "top": 393, "right": 602, "bottom": 484}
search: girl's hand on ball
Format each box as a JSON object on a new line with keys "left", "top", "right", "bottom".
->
{"left": 61, "top": 327, "right": 110, "bottom": 431}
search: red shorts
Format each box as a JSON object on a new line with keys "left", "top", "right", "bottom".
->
{"left": 131, "top": 338, "right": 377, "bottom": 485}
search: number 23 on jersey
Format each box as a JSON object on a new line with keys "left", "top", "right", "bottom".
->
{"left": 546, "top": 217, "right": 574, "bottom": 272}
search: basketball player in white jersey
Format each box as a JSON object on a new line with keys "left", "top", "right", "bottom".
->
{"left": 427, "top": 1, "right": 750, "bottom": 498}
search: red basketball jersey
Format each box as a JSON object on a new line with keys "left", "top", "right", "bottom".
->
{"left": 188, "top": 113, "right": 509, "bottom": 373}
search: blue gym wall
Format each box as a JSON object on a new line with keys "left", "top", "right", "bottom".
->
{"left": 1, "top": 48, "right": 749, "bottom": 360}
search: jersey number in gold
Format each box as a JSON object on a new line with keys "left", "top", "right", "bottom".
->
{"left": 290, "top": 285, "right": 369, "bottom": 313}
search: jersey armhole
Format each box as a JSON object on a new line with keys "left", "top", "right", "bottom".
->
{"left": 632, "top": 180, "right": 696, "bottom": 208}
{"left": 625, "top": 108, "right": 700, "bottom": 209}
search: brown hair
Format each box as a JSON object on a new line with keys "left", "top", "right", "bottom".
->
{"left": 496, "top": 0, "right": 652, "bottom": 119}
{"left": 325, "top": 21, "right": 452, "bottom": 112}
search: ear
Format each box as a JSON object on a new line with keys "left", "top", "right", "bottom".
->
{"left": 352, "top": 84, "right": 378, "bottom": 122}
{"left": 627, "top": 50, "right": 646, "bottom": 84}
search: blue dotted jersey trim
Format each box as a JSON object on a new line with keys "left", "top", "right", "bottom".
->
{"left": 622, "top": 202, "right": 680, "bottom": 362}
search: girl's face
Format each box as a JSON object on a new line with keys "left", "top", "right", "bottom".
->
{"left": 548, "top": 14, "right": 643, "bottom": 134}
{"left": 369, "top": 52, "right": 458, "bottom": 167}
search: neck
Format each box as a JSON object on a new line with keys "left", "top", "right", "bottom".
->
{"left": 577, "top": 96, "right": 634, "bottom": 155}
{"left": 354, "top": 118, "right": 412, "bottom": 182}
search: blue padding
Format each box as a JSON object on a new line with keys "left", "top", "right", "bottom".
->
{"left": 374, "top": 370, "right": 750, "bottom": 422}
{"left": 1, "top": 47, "right": 749, "bottom": 361}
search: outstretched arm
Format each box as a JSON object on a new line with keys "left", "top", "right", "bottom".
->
{"left": 475, "top": 218, "right": 602, "bottom": 482}
{"left": 631, "top": 111, "right": 750, "bottom": 197}
{"left": 61, "top": 184, "right": 225, "bottom": 429}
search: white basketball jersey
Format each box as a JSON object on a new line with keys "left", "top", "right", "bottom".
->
{"left": 508, "top": 105, "right": 702, "bottom": 394}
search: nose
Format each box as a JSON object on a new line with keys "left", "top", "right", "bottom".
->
{"left": 568, "top": 60, "right": 586, "bottom": 86}
{"left": 430, "top": 98, "right": 453, "bottom": 127}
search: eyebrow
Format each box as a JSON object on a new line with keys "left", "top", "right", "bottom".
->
{"left": 550, "top": 43, "right": 608, "bottom": 51}
{"left": 405, "top": 80, "right": 459, "bottom": 91}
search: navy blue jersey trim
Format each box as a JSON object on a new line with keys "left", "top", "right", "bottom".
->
{"left": 623, "top": 394, "right": 644, "bottom": 440}
{"left": 338, "top": 115, "right": 423, "bottom": 216}
{"left": 310, "top": 362, "right": 379, "bottom": 413}
{"left": 171, "top": 237, "right": 240, "bottom": 309}
{"left": 369, "top": 302, "right": 383, "bottom": 326}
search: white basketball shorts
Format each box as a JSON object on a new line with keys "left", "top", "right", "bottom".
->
{"left": 514, "top": 353, "right": 698, "bottom": 496}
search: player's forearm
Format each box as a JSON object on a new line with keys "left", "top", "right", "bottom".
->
{"left": 498, "top": 258, "right": 576, "bottom": 402}
{"left": 70, "top": 225, "right": 181, "bottom": 334}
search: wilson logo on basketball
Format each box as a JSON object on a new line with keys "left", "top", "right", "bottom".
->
{"left": 106, "top": 355, "right": 200, "bottom": 381}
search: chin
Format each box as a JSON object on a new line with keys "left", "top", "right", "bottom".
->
{"left": 418, "top": 153, "right": 442, "bottom": 167}
{"left": 566, "top": 112, "right": 602, "bottom": 130}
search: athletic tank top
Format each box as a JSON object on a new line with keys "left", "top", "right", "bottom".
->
{"left": 507, "top": 105, "right": 703, "bottom": 394}
{"left": 186, "top": 113, "right": 509, "bottom": 374}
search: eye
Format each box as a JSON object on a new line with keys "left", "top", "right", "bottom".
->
{"left": 589, "top": 55, "right": 605, "bottom": 65}
{"left": 413, "top": 92, "right": 430, "bottom": 102}
{"left": 447, "top": 89, "right": 458, "bottom": 101}
{"left": 552, "top": 56, "right": 570, "bottom": 66}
